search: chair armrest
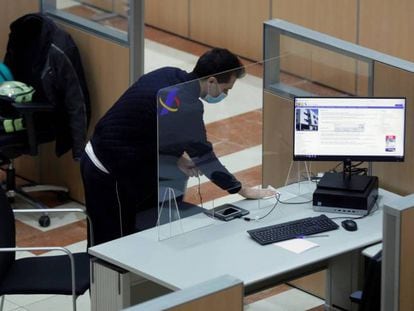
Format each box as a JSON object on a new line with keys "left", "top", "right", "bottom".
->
{"left": 9, "top": 102, "right": 54, "bottom": 156}
{"left": 11, "top": 102, "right": 54, "bottom": 112}
{"left": 13, "top": 208, "right": 95, "bottom": 247}
{"left": 0, "top": 246, "right": 72, "bottom": 254}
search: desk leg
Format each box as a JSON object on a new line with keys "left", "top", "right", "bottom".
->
{"left": 326, "top": 250, "right": 364, "bottom": 311}
{"left": 90, "top": 259, "right": 173, "bottom": 311}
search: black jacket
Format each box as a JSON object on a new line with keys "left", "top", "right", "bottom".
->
{"left": 91, "top": 67, "right": 241, "bottom": 193}
{"left": 157, "top": 76, "right": 242, "bottom": 193}
{"left": 4, "top": 13, "right": 90, "bottom": 159}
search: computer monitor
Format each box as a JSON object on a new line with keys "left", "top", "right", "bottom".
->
{"left": 293, "top": 96, "right": 406, "bottom": 164}
{"left": 294, "top": 97, "right": 406, "bottom": 214}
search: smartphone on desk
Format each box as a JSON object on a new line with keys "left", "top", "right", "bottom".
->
{"left": 204, "top": 203, "right": 249, "bottom": 221}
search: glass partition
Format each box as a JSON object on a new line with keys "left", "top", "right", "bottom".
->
{"left": 262, "top": 18, "right": 414, "bottom": 195}
{"left": 156, "top": 62, "right": 273, "bottom": 239}
{"left": 42, "top": 0, "right": 129, "bottom": 43}
{"left": 264, "top": 20, "right": 374, "bottom": 98}
{"left": 41, "top": 0, "right": 144, "bottom": 86}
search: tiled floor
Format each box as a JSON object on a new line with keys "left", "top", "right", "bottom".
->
{"left": 2, "top": 3, "right": 327, "bottom": 311}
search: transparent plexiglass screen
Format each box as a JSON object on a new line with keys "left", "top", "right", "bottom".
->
{"left": 42, "top": 0, "right": 129, "bottom": 41}
{"left": 154, "top": 43, "right": 371, "bottom": 239}
{"left": 156, "top": 63, "right": 270, "bottom": 239}
{"left": 265, "top": 34, "right": 371, "bottom": 98}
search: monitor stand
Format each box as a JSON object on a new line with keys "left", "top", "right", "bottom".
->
{"left": 317, "top": 160, "right": 372, "bottom": 192}
{"left": 313, "top": 160, "right": 379, "bottom": 215}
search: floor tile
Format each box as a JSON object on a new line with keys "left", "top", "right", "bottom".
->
{"left": 244, "top": 284, "right": 292, "bottom": 304}
{"left": 2, "top": 299, "right": 20, "bottom": 311}
{"left": 306, "top": 305, "right": 326, "bottom": 311}
{"left": 246, "top": 288, "right": 324, "bottom": 311}
{"left": 144, "top": 40, "right": 196, "bottom": 73}
{"left": 5, "top": 295, "right": 53, "bottom": 310}
{"left": 187, "top": 145, "right": 263, "bottom": 187}
{"left": 17, "top": 220, "right": 87, "bottom": 255}
{"left": 19, "top": 291, "right": 90, "bottom": 311}
{"left": 203, "top": 74, "right": 263, "bottom": 124}
{"left": 13, "top": 200, "right": 86, "bottom": 232}
{"left": 206, "top": 110, "right": 262, "bottom": 157}
{"left": 56, "top": 0, "right": 79, "bottom": 10}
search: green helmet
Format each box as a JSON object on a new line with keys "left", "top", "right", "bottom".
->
{"left": 0, "top": 81, "right": 35, "bottom": 103}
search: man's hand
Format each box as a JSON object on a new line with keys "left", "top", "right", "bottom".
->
{"left": 177, "top": 154, "right": 202, "bottom": 177}
{"left": 238, "top": 186, "right": 278, "bottom": 199}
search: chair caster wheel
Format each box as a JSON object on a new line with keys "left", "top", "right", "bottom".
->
{"left": 38, "top": 215, "right": 50, "bottom": 227}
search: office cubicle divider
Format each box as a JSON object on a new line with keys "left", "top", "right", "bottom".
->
{"left": 382, "top": 194, "right": 414, "bottom": 310}
{"left": 123, "top": 275, "right": 243, "bottom": 311}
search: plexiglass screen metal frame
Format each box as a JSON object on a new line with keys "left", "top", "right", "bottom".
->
{"left": 293, "top": 97, "right": 406, "bottom": 162}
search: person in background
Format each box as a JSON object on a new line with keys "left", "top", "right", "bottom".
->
{"left": 81, "top": 48, "right": 276, "bottom": 245}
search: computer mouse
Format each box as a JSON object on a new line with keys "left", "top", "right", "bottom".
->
{"left": 341, "top": 219, "right": 358, "bottom": 231}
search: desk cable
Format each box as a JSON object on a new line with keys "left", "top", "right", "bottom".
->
{"left": 197, "top": 175, "right": 203, "bottom": 208}
{"left": 243, "top": 192, "right": 281, "bottom": 221}
{"left": 329, "top": 161, "right": 368, "bottom": 176}
{"left": 278, "top": 198, "right": 313, "bottom": 205}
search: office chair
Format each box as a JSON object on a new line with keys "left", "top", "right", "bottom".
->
{"left": 0, "top": 97, "right": 67, "bottom": 227}
{"left": 0, "top": 13, "right": 90, "bottom": 227}
{"left": 0, "top": 187, "right": 91, "bottom": 311}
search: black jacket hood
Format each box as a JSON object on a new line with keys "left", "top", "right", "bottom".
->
{"left": 8, "top": 13, "right": 56, "bottom": 82}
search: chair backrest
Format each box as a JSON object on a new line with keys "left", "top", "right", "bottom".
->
{"left": 0, "top": 187, "right": 16, "bottom": 281}
{"left": 0, "top": 15, "right": 55, "bottom": 158}
{"left": 4, "top": 13, "right": 90, "bottom": 159}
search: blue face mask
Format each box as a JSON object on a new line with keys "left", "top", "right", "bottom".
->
{"left": 204, "top": 92, "right": 227, "bottom": 104}
{"left": 203, "top": 82, "right": 227, "bottom": 104}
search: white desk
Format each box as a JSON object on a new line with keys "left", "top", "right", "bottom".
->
{"left": 89, "top": 183, "right": 401, "bottom": 310}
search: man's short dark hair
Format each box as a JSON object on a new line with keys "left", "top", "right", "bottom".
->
{"left": 192, "top": 48, "right": 245, "bottom": 83}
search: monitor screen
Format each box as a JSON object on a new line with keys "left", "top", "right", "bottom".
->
{"left": 293, "top": 97, "right": 406, "bottom": 162}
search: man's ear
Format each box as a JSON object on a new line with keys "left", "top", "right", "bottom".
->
{"left": 207, "top": 76, "right": 218, "bottom": 84}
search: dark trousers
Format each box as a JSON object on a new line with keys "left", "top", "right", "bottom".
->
{"left": 80, "top": 153, "right": 157, "bottom": 246}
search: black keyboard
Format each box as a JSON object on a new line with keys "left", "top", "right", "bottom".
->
{"left": 247, "top": 214, "right": 339, "bottom": 245}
